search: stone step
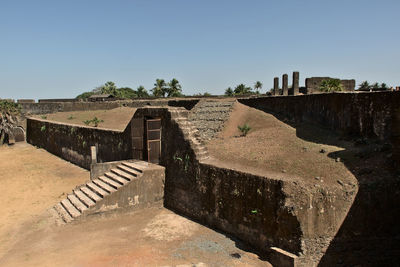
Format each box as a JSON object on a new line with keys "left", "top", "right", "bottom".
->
{"left": 61, "top": 199, "right": 81, "bottom": 218}
{"left": 73, "top": 189, "right": 95, "bottom": 208}
{"left": 54, "top": 203, "right": 73, "bottom": 223}
{"left": 68, "top": 194, "right": 88, "bottom": 213}
{"left": 117, "top": 164, "right": 141, "bottom": 177}
{"left": 121, "top": 162, "right": 144, "bottom": 173}
{"left": 105, "top": 172, "right": 129, "bottom": 185}
{"left": 49, "top": 206, "right": 65, "bottom": 225}
{"left": 110, "top": 168, "right": 134, "bottom": 181}
{"left": 93, "top": 179, "right": 117, "bottom": 194}
{"left": 87, "top": 182, "right": 109, "bottom": 198}
{"left": 92, "top": 179, "right": 117, "bottom": 194}
{"left": 80, "top": 186, "right": 102, "bottom": 202}
{"left": 98, "top": 175, "right": 122, "bottom": 189}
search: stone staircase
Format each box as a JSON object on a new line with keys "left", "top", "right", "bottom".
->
{"left": 52, "top": 161, "right": 163, "bottom": 223}
{"left": 169, "top": 108, "right": 209, "bottom": 162}
{"left": 187, "top": 99, "right": 236, "bottom": 141}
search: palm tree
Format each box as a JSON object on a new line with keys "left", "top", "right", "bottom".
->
{"left": 136, "top": 86, "right": 149, "bottom": 97}
{"left": 167, "top": 78, "right": 182, "bottom": 97}
{"left": 151, "top": 79, "right": 167, "bottom": 97}
{"left": 319, "top": 79, "right": 343, "bottom": 92}
{"left": 371, "top": 82, "right": 380, "bottom": 91}
{"left": 234, "top": 84, "right": 252, "bottom": 95}
{"left": 358, "top": 81, "right": 370, "bottom": 91}
{"left": 254, "top": 81, "right": 263, "bottom": 94}
{"left": 102, "top": 81, "right": 118, "bottom": 96}
{"left": 225, "top": 87, "right": 234, "bottom": 96}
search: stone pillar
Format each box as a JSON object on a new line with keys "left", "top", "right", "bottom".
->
{"left": 282, "top": 74, "right": 288, "bottom": 96}
{"left": 274, "top": 77, "right": 279, "bottom": 96}
{"left": 91, "top": 146, "right": 97, "bottom": 164}
{"left": 293, "top": 71, "right": 299, "bottom": 95}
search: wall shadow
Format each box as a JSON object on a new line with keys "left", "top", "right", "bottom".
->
{"left": 258, "top": 111, "right": 400, "bottom": 266}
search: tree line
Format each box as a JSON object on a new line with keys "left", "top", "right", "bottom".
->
{"left": 76, "top": 78, "right": 183, "bottom": 100}
{"left": 224, "top": 81, "right": 263, "bottom": 96}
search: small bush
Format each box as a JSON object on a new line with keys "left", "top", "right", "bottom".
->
{"left": 67, "top": 115, "right": 75, "bottom": 120}
{"left": 40, "top": 125, "right": 46, "bottom": 132}
{"left": 83, "top": 117, "right": 104, "bottom": 127}
{"left": 41, "top": 115, "right": 47, "bottom": 119}
{"left": 238, "top": 123, "right": 251, "bottom": 136}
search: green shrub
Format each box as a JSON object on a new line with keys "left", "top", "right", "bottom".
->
{"left": 238, "top": 123, "right": 251, "bottom": 136}
{"left": 319, "top": 79, "right": 343, "bottom": 92}
{"left": 83, "top": 117, "right": 104, "bottom": 127}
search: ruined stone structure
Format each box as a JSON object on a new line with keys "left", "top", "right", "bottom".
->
{"left": 23, "top": 90, "right": 400, "bottom": 266}
{"left": 273, "top": 77, "right": 279, "bottom": 96}
{"left": 282, "top": 74, "right": 288, "bottom": 96}
{"left": 187, "top": 99, "right": 235, "bottom": 141}
{"left": 293, "top": 71, "right": 299, "bottom": 95}
{"left": 273, "top": 72, "right": 355, "bottom": 96}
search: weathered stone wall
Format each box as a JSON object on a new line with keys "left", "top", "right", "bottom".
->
{"left": 239, "top": 92, "right": 399, "bottom": 141}
{"left": 27, "top": 118, "right": 132, "bottom": 169}
{"left": 187, "top": 100, "right": 235, "bottom": 141}
{"left": 162, "top": 122, "right": 354, "bottom": 266}
{"left": 20, "top": 99, "right": 199, "bottom": 116}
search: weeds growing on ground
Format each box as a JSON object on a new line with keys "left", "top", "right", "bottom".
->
{"left": 238, "top": 123, "right": 251, "bottom": 136}
{"left": 83, "top": 117, "right": 104, "bottom": 127}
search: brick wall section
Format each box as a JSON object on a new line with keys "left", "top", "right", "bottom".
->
{"left": 27, "top": 118, "right": 132, "bottom": 169}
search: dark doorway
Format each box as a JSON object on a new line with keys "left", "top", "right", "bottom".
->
{"left": 146, "top": 118, "right": 161, "bottom": 164}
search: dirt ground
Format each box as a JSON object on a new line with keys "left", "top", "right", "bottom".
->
{"left": 33, "top": 107, "right": 137, "bottom": 130}
{"left": 0, "top": 143, "right": 270, "bottom": 267}
{"left": 206, "top": 102, "right": 356, "bottom": 185}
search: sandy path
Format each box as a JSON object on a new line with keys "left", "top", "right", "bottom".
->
{"left": 0, "top": 143, "right": 89, "bottom": 258}
{"left": 0, "top": 143, "right": 270, "bottom": 267}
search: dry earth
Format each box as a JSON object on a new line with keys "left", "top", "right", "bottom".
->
{"left": 207, "top": 102, "right": 356, "bottom": 185}
{"left": 34, "top": 107, "right": 137, "bottom": 130}
{"left": 0, "top": 143, "right": 270, "bottom": 267}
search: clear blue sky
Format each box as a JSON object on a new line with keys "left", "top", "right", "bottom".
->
{"left": 1, "top": 0, "right": 399, "bottom": 99}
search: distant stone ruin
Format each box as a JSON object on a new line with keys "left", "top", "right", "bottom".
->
{"left": 273, "top": 72, "right": 355, "bottom": 95}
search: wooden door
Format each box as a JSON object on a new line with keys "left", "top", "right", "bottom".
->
{"left": 146, "top": 118, "right": 161, "bottom": 164}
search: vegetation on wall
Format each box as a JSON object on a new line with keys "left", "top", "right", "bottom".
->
{"left": 0, "top": 100, "right": 21, "bottom": 145}
{"left": 319, "top": 79, "right": 344, "bottom": 92}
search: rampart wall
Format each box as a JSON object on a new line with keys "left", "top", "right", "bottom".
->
{"left": 27, "top": 119, "right": 132, "bottom": 169}
{"left": 238, "top": 91, "right": 400, "bottom": 166}
{"left": 20, "top": 99, "right": 199, "bottom": 115}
